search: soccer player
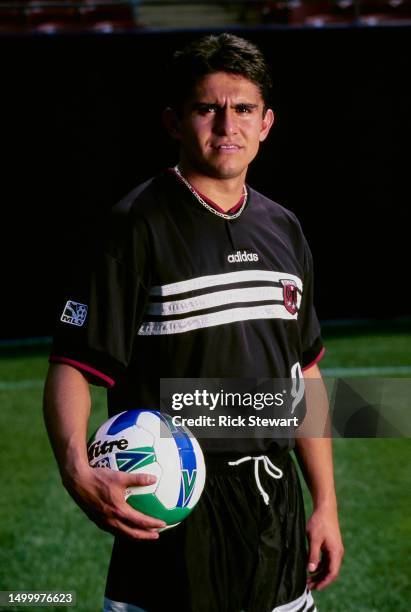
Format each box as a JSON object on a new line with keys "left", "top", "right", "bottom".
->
{"left": 43, "top": 33, "right": 344, "bottom": 612}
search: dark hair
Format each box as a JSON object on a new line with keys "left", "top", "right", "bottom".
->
{"left": 166, "top": 33, "right": 273, "bottom": 112}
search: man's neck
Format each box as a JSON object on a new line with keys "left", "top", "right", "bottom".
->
{"left": 178, "top": 164, "right": 246, "bottom": 212}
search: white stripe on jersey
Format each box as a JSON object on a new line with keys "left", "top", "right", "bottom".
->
{"left": 150, "top": 269, "right": 303, "bottom": 296}
{"left": 147, "top": 286, "right": 302, "bottom": 316}
{"left": 271, "top": 588, "right": 316, "bottom": 611}
{"left": 138, "top": 303, "right": 297, "bottom": 336}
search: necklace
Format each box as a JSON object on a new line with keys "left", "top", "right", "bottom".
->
{"left": 173, "top": 165, "right": 247, "bottom": 221}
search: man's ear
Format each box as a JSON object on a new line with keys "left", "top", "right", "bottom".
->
{"left": 259, "top": 108, "right": 275, "bottom": 142}
{"left": 162, "top": 107, "right": 181, "bottom": 140}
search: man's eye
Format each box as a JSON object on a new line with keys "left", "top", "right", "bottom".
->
{"left": 198, "top": 106, "right": 217, "bottom": 114}
{"left": 236, "top": 106, "right": 252, "bottom": 113}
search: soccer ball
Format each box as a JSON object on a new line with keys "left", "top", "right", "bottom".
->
{"left": 87, "top": 409, "right": 206, "bottom": 529}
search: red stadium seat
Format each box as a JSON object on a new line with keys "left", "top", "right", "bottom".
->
{"left": 79, "top": 1, "right": 137, "bottom": 30}
{"left": 26, "top": 2, "right": 80, "bottom": 32}
{"left": 0, "top": 1, "right": 138, "bottom": 34}
{"left": 359, "top": 0, "right": 411, "bottom": 24}
{"left": 293, "top": 1, "right": 356, "bottom": 26}
{"left": 257, "top": 1, "right": 356, "bottom": 26}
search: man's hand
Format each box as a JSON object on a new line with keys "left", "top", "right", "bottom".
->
{"left": 63, "top": 465, "right": 166, "bottom": 540}
{"left": 43, "top": 363, "right": 166, "bottom": 540}
{"left": 306, "top": 504, "right": 344, "bottom": 590}
{"left": 296, "top": 364, "right": 344, "bottom": 591}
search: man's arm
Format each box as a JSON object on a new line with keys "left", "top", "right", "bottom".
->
{"left": 43, "top": 363, "right": 166, "bottom": 538}
{"left": 294, "top": 363, "right": 344, "bottom": 590}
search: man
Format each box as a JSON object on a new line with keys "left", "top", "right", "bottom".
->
{"left": 44, "top": 33, "right": 344, "bottom": 612}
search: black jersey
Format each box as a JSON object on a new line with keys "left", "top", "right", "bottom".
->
{"left": 50, "top": 170, "right": 323, "bottom": 454}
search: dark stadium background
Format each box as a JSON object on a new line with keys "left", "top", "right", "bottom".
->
{"left": 1, "top": 25, "right": 410, "bottom": 339}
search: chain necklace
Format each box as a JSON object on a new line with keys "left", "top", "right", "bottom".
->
{"left": 173, "top": 165, "right": 247, "bottom": 221}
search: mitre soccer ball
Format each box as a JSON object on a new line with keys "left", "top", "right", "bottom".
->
{"left": 87, "top": 410, "right": 206, "bottom": 528}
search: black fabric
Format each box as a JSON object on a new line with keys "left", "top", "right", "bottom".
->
{"left": 50, "top": 191, "right": 152, "bottom": 383}
{"left": 50, "top": 170, "right": 323, "bottom": 454}
{"left": 105, "top": 453, "right": 308, "bottom": 612}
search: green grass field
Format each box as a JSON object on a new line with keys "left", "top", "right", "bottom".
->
{"left": 0, "top": 324, "right": 410, "bottom": 611}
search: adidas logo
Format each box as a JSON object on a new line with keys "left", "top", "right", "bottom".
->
{"left": 227, "top": 250, "right": 259, "bottom": 263}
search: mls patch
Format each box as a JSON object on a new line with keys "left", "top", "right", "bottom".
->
{"left": 60, "top": 300, "right": 88, "bottom": 327}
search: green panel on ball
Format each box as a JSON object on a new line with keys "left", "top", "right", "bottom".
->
{"left": 127, "top": 493, "right": 192, "bottom": 524}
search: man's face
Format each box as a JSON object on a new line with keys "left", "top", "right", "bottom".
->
{"left": 172, "top": 71, "right": 274, "bottom": 181}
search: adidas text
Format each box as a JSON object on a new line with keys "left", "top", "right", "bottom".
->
{"left": 227, "top": 250, "right": 259, "bottom": 263}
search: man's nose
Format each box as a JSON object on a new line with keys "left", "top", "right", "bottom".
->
{"left": 213, "top": 108, "right": 238, "bottom": 135}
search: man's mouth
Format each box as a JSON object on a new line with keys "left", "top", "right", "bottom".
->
{"left": 213, "top": 144, "right": 241, "bottom": 151}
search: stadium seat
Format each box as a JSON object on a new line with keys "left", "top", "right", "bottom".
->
{"left": 26, "top": 2, "right": 81, "bottom": 33}
{"left": 79, "top": 1, "right": 138, "bottom": 30}
{"left": 0, "top": 1, "right": 138, "bottom": 34}
{"left": 358, "top": 0, "right": 411, "bottom": 24}
{"left": 255, "top": 1, "right": 357, "bottom": 26}
{"left": 293, "top": 1, "right": 357, "bottom": 26}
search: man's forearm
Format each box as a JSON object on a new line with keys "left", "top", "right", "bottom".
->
{"left": 296, "top": 363, "right": 337, "bottom": 507}
{"left": 43, "top": 362, "right": 165, "bottom": 537}
{"left": 294, "top": 437, "right": 337, "bottom": 509}
{"left": 43, "top": 363, "right": 92, "bottom": 486}
{"left": 294, "top": 364, "right": 344, "bottom": 589}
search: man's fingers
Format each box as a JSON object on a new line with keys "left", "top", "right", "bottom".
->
{"left": 117, "top": 504, "right": 166, "bottom": 530}
{"left": 99, "top": 518, "right": 161, "bottom": 541}
{"left": 77, "top": 469, "right": 167, "bottom": 533}
{"left": 307, "top": 561, "right": 327, "bottom": 589}
{"left": 113, "top": 520, "right": 161, "bottom": 541}
{"left": 100, "top": 468, "right": 157, "bottom": 490}
{"left": 117, "top": 474, "right": 167, "bottom": 529}
{"left": 311, "top": 565, "right": 338, "bottom": 591}
{"left": 307, "top": 546, "right": 343, "bottom": 590}
{"left": 126, "top": 472, "right": 157, "bottom": 487}
{"left": 307, "top": 537, "right": 322, "bottom": 573}
{"left": 315, "top": 546, "right": 344, "bottom": 590}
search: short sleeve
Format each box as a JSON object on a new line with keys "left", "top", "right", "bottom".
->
{"left": 298, "top": 239, "right": 324, "bottom": 370}
{"left": 49, "top": 205, "right": 150, "bottom": 387}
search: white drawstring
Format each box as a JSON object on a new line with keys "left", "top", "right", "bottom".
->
{"left": 228, "top": 455, "right": 283, "bottom": 505}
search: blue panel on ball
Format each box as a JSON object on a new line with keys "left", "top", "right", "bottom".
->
{"left": 178, "top": 450, "right": 198, "bottom": 507}
{"left": 107, "top": 410, "right": 141, "bottom": 435}
{"left": 157, "top": 413, "right": 198, "bottom": 508}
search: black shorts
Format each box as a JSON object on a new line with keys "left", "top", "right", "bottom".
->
{"left": 104, "top": 450, "right": 315, "bottom": 612}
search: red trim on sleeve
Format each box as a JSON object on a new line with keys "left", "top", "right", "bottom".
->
{"left": 49, "top": 356, "right": 115, "bottom": 388}
{"left": 302, "top": 346, "right": 326, "bottom": 372}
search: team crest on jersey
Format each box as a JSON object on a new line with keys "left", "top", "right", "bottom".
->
{"left": 60, "top": 300, "right": 88, "bottom": 326}
{"left": 280, "top": 280, "right": 298, "bottom": 315}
